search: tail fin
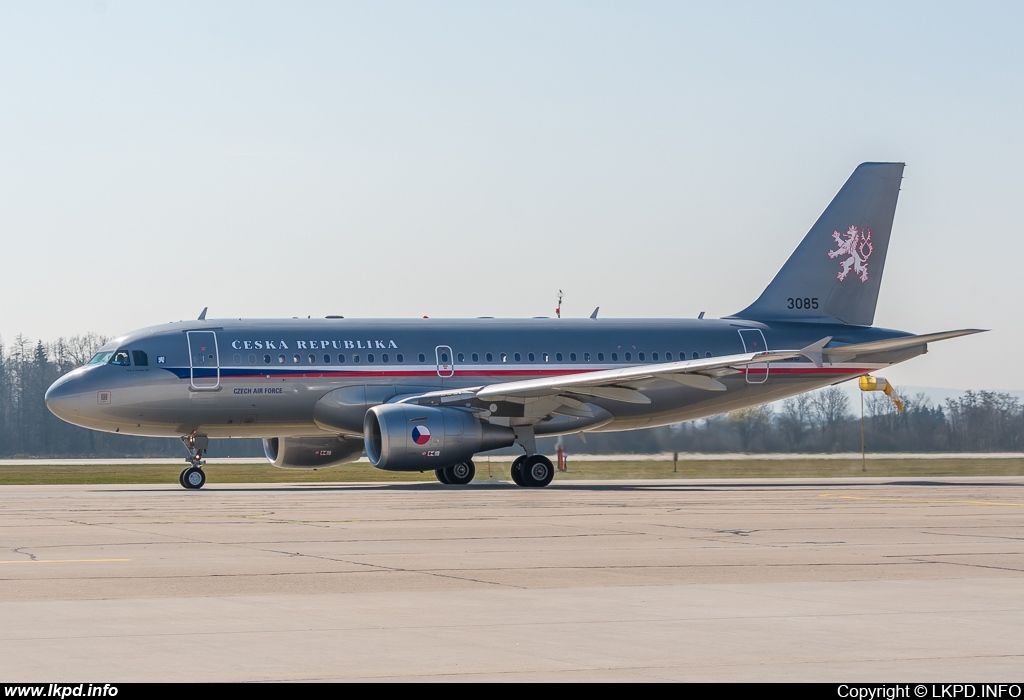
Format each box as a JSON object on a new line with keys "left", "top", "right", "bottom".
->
{"left": 731, "top": 162, "right": 904, "bottom": 326}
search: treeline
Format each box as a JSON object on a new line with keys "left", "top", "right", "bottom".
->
{"left": 0, "top": 334, "right": 260, "bottom": 458}
{"left": 549, "top": 387, "right": 1024, "bottom": 454}
{"left": 2, "top": 334, "right": 1022, "bottom": 457}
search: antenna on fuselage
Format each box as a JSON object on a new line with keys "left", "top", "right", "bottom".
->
{"left": 556, "top": 290, "right": 563, "bottom": 319}
{"left": 198, "top": 307, "right": 208, "bottom": 321}
{"left": 590, "top": 307, "right": 599, "bottom": 319}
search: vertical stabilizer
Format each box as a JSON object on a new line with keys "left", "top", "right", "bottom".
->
{"left": 730, "top": 162, "right": 904, "bottom": 326}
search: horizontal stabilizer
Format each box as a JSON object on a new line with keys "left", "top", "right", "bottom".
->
{"left": 825, "top": 329, "right": 986, "bottom": 358}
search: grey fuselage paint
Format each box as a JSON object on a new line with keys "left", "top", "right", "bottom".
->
{"left": 44, "top": 316, "right": 916, "bottom": 442}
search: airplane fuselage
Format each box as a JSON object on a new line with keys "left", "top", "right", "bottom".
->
{"left": 45, "top": 316, "right": 915, "bottom": 441}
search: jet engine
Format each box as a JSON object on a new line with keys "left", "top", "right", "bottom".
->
{"left": 262, "top": 436, "right": 364, "bottom": 469}
{"left": 364, "top": 404, "right": 515, "bottom": 471}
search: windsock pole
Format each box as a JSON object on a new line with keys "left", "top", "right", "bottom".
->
{"left": 858, "top": 376, "right": 904, "bottom": 473}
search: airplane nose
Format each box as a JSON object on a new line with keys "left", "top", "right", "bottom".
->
{"left": 45, "top": 376, "right": 81, "bottom": 422}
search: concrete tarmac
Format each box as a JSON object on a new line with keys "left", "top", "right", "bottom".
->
{"left": 0, "top": 477, "right": 1022, "bottom": 681}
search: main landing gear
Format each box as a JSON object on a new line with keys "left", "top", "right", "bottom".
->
{"left": 509, "top": 454, "right": 555, "bottom": 488}
{"left": 179, "top": 434, "right": 209, "bottom": 490}
{"left": 435, "top": 460, "right": 475, "bottom": 485}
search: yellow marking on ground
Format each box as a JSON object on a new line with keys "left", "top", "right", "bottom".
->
{"left": 0, "top": 558, "right": 131, "bottom": 564}
{"left": 820, "top": 494, "right": 1024, "bottom": 507}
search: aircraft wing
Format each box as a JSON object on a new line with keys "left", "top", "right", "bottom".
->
{"left": 398, "top": 330, "right": 985, "bottom": 409}
{"left": 401, "top": 348, "right": 804, "bottom": 407}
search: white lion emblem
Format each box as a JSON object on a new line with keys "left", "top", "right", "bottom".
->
{"left": 828, "top": 225, "right": 873, "bottom": 282}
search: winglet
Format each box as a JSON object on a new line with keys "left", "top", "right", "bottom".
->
{"left": 590, "top": 307, "right": 600, "bottom": 319}
{"left": 198, "top": 307, "right": 208, "bottom": 321}
{"left": 800, "top": 336, "right": 832, "bottom": 368}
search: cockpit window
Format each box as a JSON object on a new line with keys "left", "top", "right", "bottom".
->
{"left": 88, "top": 352, "right": 114, "bottom": 365}
{"left": 132, "top": 351, "right": 149, "bottom": 367}
{"left": 110, "top": 350, "right": 131, "bottom": 366}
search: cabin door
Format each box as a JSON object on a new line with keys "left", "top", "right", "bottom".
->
{"left": 737, "top": 329, "right": 769, "bottom": 384}
{"left": 187, "top": 331, "right": 221, "bottom": 390}
{"left": 435, "top": 345, "right": 455, "bottom": 379}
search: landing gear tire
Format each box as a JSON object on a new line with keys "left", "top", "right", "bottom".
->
{"left": 444, "top": 460, "right": 475, "bottom": 485}
{"left": 510, "top": 455, "right": 527, "bottom": 486}
{"left": 522, "top": 455, "right": 554, "bottom": 488}
{"left": 435, "top": 468, "right": 451, "bottom": 484}
{"left": 178, "top": 468, "right": 189, "bottom": 488}
{"left": 182, "top": 466, "right": 206, "bottom": 490}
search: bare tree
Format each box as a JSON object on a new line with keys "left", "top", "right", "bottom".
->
{"left": 811, "top": 386, "right": 851, "bottom": 450}
{"left": 778, "top": 393, "right": 813, "bottom": 448}
{"left": 727, "top": 406, "right": 773, "bottom": 452}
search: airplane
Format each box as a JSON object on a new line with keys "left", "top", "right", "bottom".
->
{"left": 45, "top": 162, "right": 981, "bottom": 489}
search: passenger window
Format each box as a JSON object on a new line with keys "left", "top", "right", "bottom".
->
{"left": 638, "top": 352, "right": 645, "bottom": 361}
{"left": 353, "top": 354, "right": 360, "bottom": 363}
{"left": 418, "top": 353, "right": 426, "bottom": 363}
{"left": 308, "top": 354, "right": 315, "bottom": 364}
{"left": 611, "top": 352, "right": 618, "bottom": 361}
{"left": 293, "top": 354, "right": 301, "bottom": 364}
{"left": 584, "top": 352, "right": 590, "bottom": 362}
{"left": 233, "top": 354, "right": 241, "bottom": 365}
{"left": 397, "top": 354, "right": 404, "bottom": 363}
{"left": 111, "top": 351, "right": 131, "bottom": 366}
{"left": 248, "top": 354, "right": 257, "bottom": 364}
{"left": 324, "top": 354, "right": 331, "bottom": 363}
{"left": 569, "top": 353, "right": 576, "bottom": 362}
{"left": 367, "top": 354, "right": 374, "bottom": 363}
{"left": 278, "top": 354, "right": 286, "bottom": 364}
{"left": 597, "top": 352, "right": 604, "bottom": 361}
{"left": 556, "top": 353, "right": 563, "bottom": 362}
{"left": 441, "top": 352, "right": 449, "bottom": 363}
{"left": 382, "top": 353, "right": 389, "bottom": 363}
{"left": 528, "top": 353, "right": 535, "bottom": 362}
{"left": 472, "top": 353, "right": 479, "bottom": 362}
{"left": 543, "top": 353, "right": 549, "bottom": 362}
{"left": 652, "top": 352, "right": 658, "bottom": 361}
{"left": 514, "top": 352, "right": 521, "bottom": 362}
{"left": 625, "top": 352, "right": 632, "bottom": 361}
{"left": 665, "top": 352, "right": 672, "bottom": 361}
{"left": 500, "top": 353, "right": 507, "bottom": 363}
{"left": 339, "top": 354, "right": 346, "bottom": 363}
{"left": 457, "top": 353, "right": 465, "bottom": 362}
{"left": 486, "top": 353, "right": 493, "bottom": 362}
{"left": 705, "top": 351, "right": 712, "bottom": 358}
{"left": 692, "top": 352, "right": 699, "bottom": 360}
{"left": 132, "top": 350, "right": 149, "bottom": 366}
{"left": 264, "top": 354, "right": 271, "bottom": 364}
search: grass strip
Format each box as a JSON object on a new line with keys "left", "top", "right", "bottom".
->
{"left": 0, "top": 457, "right": 1021, "bottom": 485}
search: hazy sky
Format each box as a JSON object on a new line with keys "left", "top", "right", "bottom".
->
{"left": 1, "top": 1, "right": 1020, "bottom": 390}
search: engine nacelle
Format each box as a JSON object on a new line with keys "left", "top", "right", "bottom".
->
{"left": 364, "top": 404, "right": 515, "bottom": 471}
{"left": 262, "top": 436, "right": 364, "bottom": 469}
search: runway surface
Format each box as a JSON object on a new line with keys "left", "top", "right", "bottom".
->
{"left": 1, "top": 477, "right": 1022, "bottom": 681}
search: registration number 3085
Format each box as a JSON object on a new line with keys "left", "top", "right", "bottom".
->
{"left": 787, "top": 297, "right": 819, "bottom": 310}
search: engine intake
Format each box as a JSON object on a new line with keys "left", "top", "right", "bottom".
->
{"left": 364, "top": 404, "right": 515, "bottom": 471}
{"left": 262, "top": 436, "right": 364, "bottom": 469}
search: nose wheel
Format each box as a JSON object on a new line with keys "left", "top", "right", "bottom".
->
{"left": 179, "top": 466, "right": 206, "bottom": 489}
{"left": 179, "top": 434, "right": 209, "bottom": 490}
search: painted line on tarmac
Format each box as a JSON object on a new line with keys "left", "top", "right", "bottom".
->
{"left": 820, "top": 494, "right": 1024, "bottom": 507}
{"left": 0, "top": 558, "right": 132, "bottom": 564}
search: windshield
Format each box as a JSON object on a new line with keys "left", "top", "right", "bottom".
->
{"left": 88, "top": 352, "right": 114, "bottom": 365}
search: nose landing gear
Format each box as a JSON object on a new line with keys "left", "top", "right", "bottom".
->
{"left": 179, "top": 434, "right": 209, "bottom": 490}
